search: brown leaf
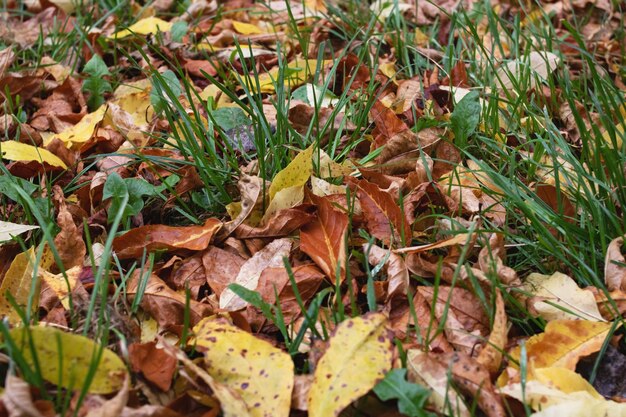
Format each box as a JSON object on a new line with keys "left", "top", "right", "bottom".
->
{"left": 112, "top": 218, "right": 222, "bottom": 259}
{"left": 53, "top": 187, "right": 86, "bottom": 270}
{"left": 218, "top": 174, "right": 265, "bottom": 240}
{"left": 202, "top": 246, "right": 246, "bottom": 297}
{"left": 605, "top": 235, "right": 626, "bottom": 291}
{"left": 254, "top": 264, "right": 324, "bottom": 324}
{"left": 2, "top": 375, "right": 50, "bottom": 417}
{"left": 365, "top": 244, "right": 408, "bottom": 301}
{"left": 347, "top": 177, "right": 411, "bottom": 247}
{"left": 129, "top": 342, "right": 177, "bottom": 391}
{"left": 476, "top": 289, "right": 507, "bottom": 377}
{"left": 477, "top": 233, "right": 521, "bottom": 287}
{"left": 126, "top": 271, "right": 212, "bottom": 333}
{"left": 435, "top": 352, "right": 506, "bottom": 417}
{"left": 30, "top": 77, "right": 87, "bottom": 132}
{"left": 301, "top": 193, "right": 348, "bottom": 282}
{"left": 234, "top": 205, "right": 315, "bottom": 239}
{"left": 85, "top": 376, "right": 130, "bottom": 417}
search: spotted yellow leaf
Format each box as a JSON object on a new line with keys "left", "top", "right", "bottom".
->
{"left": 109, "top": 16, "right": 173, "bottom": 39}
{"left": 9, "top": 325, "right": 128, "bottom": 394}
{"left": 308, "top": 312, "right": 393, "bottom": 417}
{"left": 0, "top": 141, "right": 67, "bottom": 169}
{"left": 268, "top": 144, "right": 314, "bottom": 201}
{"left": 193, "top": 318, "right": 294, "bottom": 417}
{"left": 0, "top": 247, "right": 38, "bottom": 325}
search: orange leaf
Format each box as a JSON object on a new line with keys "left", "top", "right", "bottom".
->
{"left": 301, "top": 194, "right": 348, "bottom": 282}
{"left": 112, "top": 218, "right": 222, "bottom": 259}
{"left": 347, "top": 177, "right": 410, "bottom": 246}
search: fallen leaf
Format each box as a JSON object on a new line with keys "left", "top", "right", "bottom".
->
{"left": 0, "top": 247, "right": 39, "bottom": 324}
{"left": 365, "top": 244, "right": 408, "bottom": 301}
{"left": 308, "top": 312, "right": 393, "bottom": 417}
{"left": 9, "top": 325, "right": 128, "bottom": 394}
{"left": 262, "top": 184, "right": 304, "bottom": 222}
{"left": 301, "top": 193, "right": 348, "bottom": 281}
{"left": 45, "top": 105, "right": 106, "bottom": 149}
{"left": 202, "top": 246, "right": 246, "bottom": 297}
{"left": 193, "top": 318, "right": 294, "bottom": 417}
{"left": 496, "top": 51, "right": 560, "bottom": 92}
{"left": 0, "top": 140, "right": 68, "bottom": 169}
{"left": 605, "top": 235, "right": 626, "bottom": 292}
{"left": 524, "top": 272, "right": 605, "bottom": 321}
{"left": 406, "top": 349, "right": 470, "bottom": 417}
{"left": 477, "top": 289, "right": 508, "bottom": 376}
{"left": 268, "top": 144, "right": 314, "bottom": 201}
{"left": 129, "top": 341, "right": 177, "bottom": 391}
{"left": 112, "top": 218, "right": 222, "bottom": 259}
{"left": 1, "top": 374, "right": 48, "bottom": 417}
{"left": 0, "top": 221, "right": 39, "bottom": 243}
{"left": 53, "top": 192, "right": 86, "bottom": 270}
{"left": 219, "top": 238, "right": 293, "bottom": 311}
{"left": 109, "top": 17, "right": 173, "bottom": 39}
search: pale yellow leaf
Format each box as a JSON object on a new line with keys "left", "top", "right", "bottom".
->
{"left": 0, "top": 221, "right": 39, "bottom": 242}
{"left": 109, "top": 17, "right": 173, "bottom": 39}
{"left": 9, "top": 326, "right": 128, "bottom": 394}
{"left": 262, "top": 184, "right": 304, "bottom": 223}
{"left": 40, "top": 266, "right": 81, "bottom": 310}
{"left": 219, "top": 238, "right": 293, "bottom": 311}
{"left": 308, "top": 313, "right": 392, "bottom": 417}
{"left": 0, "top": 141, "right": 67, "bottom": 169}
{"left": 193, "top": 318, "right": 294, "bottom": 417}
{"left": 231, "top": 20, "right": 264, "bottom": 35}
{"left": 407, "top": 349, "right": 470, "bottom": 417}
{"left": 524, "top": 272, "right": 605, "bottom": 321}
{"left": 310, "top": 176, "right": 346, "bottom": 197}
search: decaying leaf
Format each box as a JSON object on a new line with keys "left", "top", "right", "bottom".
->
{"left": 9, "top": 325, "right": 128, "bottom": 394}
{"left": 524, "top": 272, "right": 605, "bottom": 321}
{"left": 113, "top": 218, "right": 222, "bottom": 259}
{"left": 301, "top": 193, "right": 348, "bottom": 281}
{"left": 477, "top": 289, "right": 508, "bottom": 376}
{"left": 605, "top": 235, "right": 626, "bottom": 292}
{"left": 308, "top": 312, "right": 393, "bottom": 417}
{"left": 219, "top": 238, "right": 293, "bottom": 311}
{"left": 193, "top": 318, "right": 294, "bottom": 417}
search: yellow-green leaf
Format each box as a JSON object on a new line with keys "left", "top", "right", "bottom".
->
{"left": 109, "top": 17, "right": 173, "bottom": 39}
{"left": 193, "top": 318, "right": 294, "bottom": 417}
{"left": 268, "top": 144, "right": 314, "bottom": 201}
{"left": 0, "top": 141, "right": 67, "bottom": 169}
{"left": 0, "top": 247, "right": 38, "bottom": 325}
{"left": 8, "top": 326, "right": 128, "bottom": 394}
{"left": 261, "top": 184, "right": 304, "bottom": 223}
{"left": 308, "top": 312, "right": 392, "bottom": 417}
{"left": 45, "top": 105, "right": 107, "bottom": 148}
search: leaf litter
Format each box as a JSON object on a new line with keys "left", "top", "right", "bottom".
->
{"left": 0, "top": 0, "right": 625, "bottom": 416}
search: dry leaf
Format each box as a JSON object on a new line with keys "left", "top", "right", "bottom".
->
{"left": 308, "top": 312, "right": 392, "bottom": 417}
{"left": 0, "top": 247, "right": 39, "bottom": 324}
{"left": 605, "top": 235, "right": 626, "bottom": 292}
{"left": 193, "top": 318, "right": 294, "bottom": 417}
{"left": 0, "top": 221, "right": 39, "bottom": 242}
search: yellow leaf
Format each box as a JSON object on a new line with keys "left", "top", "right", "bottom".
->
{"left": 533, "top": 367, "right": 602, "bottom": 398}
{"left": 40, "top": 266, "right": 80, "bottom": 310}
{"left": 0, "top": 141, "right": 67, "bottom": 169}
{"left": 262, "top": 184, "right": 304, "bottom": 223}
{"left": 193, "top": 318, "right": 294, "bottom": 417}
{"left": 500, "top": 320, "right": 614, "bottom": 387}
{"left": 244, "top": 58, "right": 329, "bottom": 94}
{"left": 111, "top": 91, "right": 154, "bottom": 128}
{"left": 308, "top": 312, "right": 392, "bottom": 417}
{"left": 269, "top": 144, "right": 314, "bottom": 201}
{"left": 9, "top": 326, "right": 128, "bottom": 394}
{"left": 46, "top": 105, "right": 107, "bottom": 148}
{"left": 109, "top": 17, "right": 173, "bottom": 39}
{"left": 231, "top": 20, "right": 264, "bottom": 35}
{"left": 524, "top": 272, "right": 605, "bottom": 322}
{"left": 0, "top": 248, "right": 38, "bottom": 325}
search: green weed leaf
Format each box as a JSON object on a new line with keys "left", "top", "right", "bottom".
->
{"left": 450, "top": 90, "right": 481, "bottom": 145}
{"left": 373, "top": 369, "right": 432, "bottom": 417}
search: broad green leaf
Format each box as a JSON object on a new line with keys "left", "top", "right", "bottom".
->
{"left": 82, "top": 55, "right": 112, "bottom": 109}
{"left": 211, "top": 107, "right": 251, "bottom": 132}
{"left": 9, "top": 326, "right": 128, "bottom": 394}
{"left": 0, "top": 221, "right": 39, "bottom": 242}
{"left": 450, "top": 90, "right": 480, "bottom": 143}
{"left": 0, "top": 247, "right": 38, "bottom": 324}
{"left": 109, "top": 17, "right": 173, "bottom": 39}
{"left": 373, "top": 369, "right": 431, "bottom": 417}
{"left": 0, "top": 141, "right": 67, "bottom": 169}
{"left": 268, "top": 144, "right": 314, "bottom": 201}
{"left": 193, "top": 318, "right": 294, "bottom": 417}
{"left": 308, "top": 312, "right": 392, "bottom": 417}
{"left": 150, "top": 70, "right": 182, "bottom": 115}
{"left": 83, "top": 54, "right": 111, "bottom": 79}
{"left": 0, "top": 175, "right": 38, "bottom": 201}
{"left": 170, "top": 21, "right": 188, "bottom": 42}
